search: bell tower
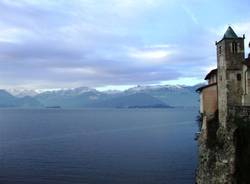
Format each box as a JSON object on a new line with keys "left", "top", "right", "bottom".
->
{"left": 216, "top": 26, "right": 245, "bottom": 127}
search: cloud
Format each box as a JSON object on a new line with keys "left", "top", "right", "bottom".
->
{"left": 1, "top": 0, "right": 248, "bottom": 89}
{"left": 51, "top": 67, "right": 100, "bottom": 76}
{"left": 130, "top": 50, "right": 171, "bottom": 60}
{"left": 128, "top": 45, "right": 176, "bottom": 63}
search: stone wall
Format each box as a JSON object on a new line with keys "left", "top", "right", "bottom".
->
{"left": 216, "top": 38, "right": 245, "bottom": 128}
{"left": 228, "top": 105, "right": 250, "bottom": 121}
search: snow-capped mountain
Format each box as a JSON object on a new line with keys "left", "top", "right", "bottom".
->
{"left": 7, "top": 89, "right": 38, "bottom": 97}
{"left": 124, "top": 84, "right": 202, "bottom": 107}
{"left": 0, "top": 89, "right": 42, "bottom": 107}
{"left": 39, "top": 87, "right": 98, "bottom": 96}
{"left": 0, "top": 84, "right": 202, "bottom": 108}
{"left": 126, "top": 84, "right": 186, "bottom": 93}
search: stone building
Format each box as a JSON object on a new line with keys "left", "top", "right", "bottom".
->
{"left": 196, "top": 27, "right": 250, "bottom": 183}
{"left": 197, "top": 26, "right": 250, "bottom": 121}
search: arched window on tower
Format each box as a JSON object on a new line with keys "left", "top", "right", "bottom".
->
{"left": 232, "top": 41, "right": 238, "bottom": 53}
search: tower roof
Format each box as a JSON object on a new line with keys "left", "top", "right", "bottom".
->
{"left": 223, "top": 26, "right": 239, "bottom": 39}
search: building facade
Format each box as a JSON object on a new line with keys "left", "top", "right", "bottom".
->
{"left": 196, "top": 26, "right": 250, "bottom": 184}
{"left": 197, "top": 26, "right": 250, "bottom": 124}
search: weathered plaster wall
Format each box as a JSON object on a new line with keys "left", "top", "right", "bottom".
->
{"left": 208, "top": 74, "right": 217, "bottom": 84}
{"left": 201, "top": 85, "right": 217, "bottom": 116}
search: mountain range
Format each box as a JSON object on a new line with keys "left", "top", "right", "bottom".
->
{"left": 0, "top": 84, "right": 203, "bottom": 108}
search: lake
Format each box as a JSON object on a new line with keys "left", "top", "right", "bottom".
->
{"left": 0, "top": 108, "right": 198, "bottom": 184}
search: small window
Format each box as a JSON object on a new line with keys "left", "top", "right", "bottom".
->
{"left": 218, "top": 46, "right": 222, "bottom": 54}
{"left": 237, "top": 74, "right": 241, "bottom": 81}
{"left": 237, "top": 43, "right": 241, "bottom": 53}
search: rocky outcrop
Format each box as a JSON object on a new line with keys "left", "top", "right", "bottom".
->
{"left": 196, "top": 106, "right": 250, "bottom": 184}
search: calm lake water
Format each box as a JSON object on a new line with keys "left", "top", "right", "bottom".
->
{"left": 0, "top": 108, "right": 198, "bottom": 184}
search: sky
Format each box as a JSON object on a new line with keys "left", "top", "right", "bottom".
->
{"left": 0, "top": 0, "right": 250, "bottom": 91}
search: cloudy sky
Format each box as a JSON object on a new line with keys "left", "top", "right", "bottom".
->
{"left": 0, "top": 0, "right": 250, "bottom": 90}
